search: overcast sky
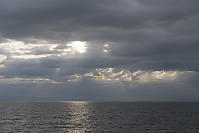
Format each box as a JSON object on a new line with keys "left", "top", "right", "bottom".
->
{"left": 0, "top": 0, "right": 199, "bottom": 101}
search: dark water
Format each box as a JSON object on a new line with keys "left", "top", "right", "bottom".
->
{"left": 0, "top": 102, "right": 199, "bottom": 133}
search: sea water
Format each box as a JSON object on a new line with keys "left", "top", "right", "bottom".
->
{"left": 0, "top": 102, "right": 199, "bottom": 133}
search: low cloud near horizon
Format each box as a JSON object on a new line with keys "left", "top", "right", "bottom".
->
{"left": 0, "top": 0, "right": 199, "bottom": 101}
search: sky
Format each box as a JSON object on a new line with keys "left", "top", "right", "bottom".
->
{"left": 0, "top": 0, "right": 199, "bottom": 101}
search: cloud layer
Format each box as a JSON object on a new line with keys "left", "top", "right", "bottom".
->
{"left": 0, "top": 0, "right": 199, "bottom": 101}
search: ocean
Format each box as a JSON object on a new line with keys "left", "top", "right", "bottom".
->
{"left": 0, "top": 102, "right": 199, "bottom": 133}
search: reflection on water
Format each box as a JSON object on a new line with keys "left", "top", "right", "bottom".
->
{"left": 0, "top": 102, "right": 199, "bottom": 132}
{"left": 66, "top": 101, "right": 91, "bottom": 133}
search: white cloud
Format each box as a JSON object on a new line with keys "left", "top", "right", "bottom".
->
{"left": 0, "top": 39, "right": 58, "bottom": 59}
{"left": 103, "top": 43, "right": 111, "bottom": 54}
{"left": 67, "top": 73, "right": 83, "bottom": 82}
{"left": 0, "top": 76, "right": 63, "bottom": 84}
{"left": 0, "top": 39, "right": 89, "bottom": 59}
{"left": 0, "top": 55, "right": 7, "bottom": 63}
{"left": 133, "top": 70, "right": 178, "bottom": 82}
{"left": 82, "top": 68, "right": 193, "bottom": 83}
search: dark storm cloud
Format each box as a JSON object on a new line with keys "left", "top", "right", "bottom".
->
{"left": 0, "top": 0, "right": 199, "bottom": 101}
{"left": 0, "top": 0, "right": 198, "bottom": 39}
{"left": 0, "top": 0, "right": 199, "bottom": 71}
{"left": 0, "top": 59, "right": 56, "bottom": 78}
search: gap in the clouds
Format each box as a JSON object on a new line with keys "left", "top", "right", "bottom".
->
{"left": 67, "top": 41, "right": 88, "bottom": 54}
{"left": 0, "top": 39, "right": 90, "bottom": 60}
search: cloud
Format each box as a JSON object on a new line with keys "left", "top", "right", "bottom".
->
{"left": 0, "top": 0, "right": 199, "bottom": 100}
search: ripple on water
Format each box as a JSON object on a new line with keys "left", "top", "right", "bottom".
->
{"left": 0, "top": 102, "right": 199, "bottom": 132}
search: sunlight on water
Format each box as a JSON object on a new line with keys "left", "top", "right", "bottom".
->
{"left": 65, "top": 101, "right": 91, "bottom": 133}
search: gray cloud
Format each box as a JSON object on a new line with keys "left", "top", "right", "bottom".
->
{"left": 0, "top": 0, "right": 199, "bottom": 101}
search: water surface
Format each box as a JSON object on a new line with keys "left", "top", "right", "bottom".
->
{"left": 0, "top": 102, "right": 199, "bottom": 133}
